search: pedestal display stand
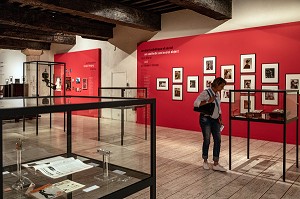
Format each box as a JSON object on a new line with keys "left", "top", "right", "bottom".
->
{"left": 94, "top": 149, "right": 117, "bottom": 182}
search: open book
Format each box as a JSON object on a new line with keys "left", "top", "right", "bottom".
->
{"left": 22, "top": 156, "right": 93, "bottom": 179}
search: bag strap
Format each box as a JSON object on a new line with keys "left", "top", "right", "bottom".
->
{"left": 207, "top": 88, "right": 220, "bottom": 113}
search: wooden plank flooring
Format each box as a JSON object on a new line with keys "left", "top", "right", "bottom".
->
{"left": 2, "top": 113, "right": 300, "bottom": 198}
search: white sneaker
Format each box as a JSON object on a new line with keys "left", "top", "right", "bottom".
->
{"left": 203, "top": 162, "right": 210, "bottom": 170}
{"left": 212, "top": 164, "right": 227, "bottom": 172}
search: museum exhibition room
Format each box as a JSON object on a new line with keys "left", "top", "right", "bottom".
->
{"left": 1, "top": 0, "right": 300, "bottom": 198}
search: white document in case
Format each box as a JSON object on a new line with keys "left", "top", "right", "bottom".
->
{"left": 23, "top": 157, "right": 93, "bottom": 179}
{"left": 53, "top": 179, "right": 85, "bottom": 193}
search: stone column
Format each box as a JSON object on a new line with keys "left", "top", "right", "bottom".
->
{"left": 21, "top": 49, "right": 44, "bottom": 97}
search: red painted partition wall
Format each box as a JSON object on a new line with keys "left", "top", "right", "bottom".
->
{"left": 54, "top": 48, "right": 101, "bottom": 117}
{"left": 137, "top": 21, "right": 300, "bottom": 144}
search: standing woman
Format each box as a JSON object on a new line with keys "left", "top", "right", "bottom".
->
{"left": 194, "top": 77, "right": 227, "bottom": 171}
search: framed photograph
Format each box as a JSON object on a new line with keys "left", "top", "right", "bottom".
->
{"left": 65, "top": 76, "right": 72, "bottom": 91}
{"left": 203, "top": 76, "right": 216, "bottom": 90}
{"left": 221, "top": 85, "right": 234, "bottom": 103}
{"left": 156, "top": 78, "right": 169, "bottom": 90}
{"left": 262, "top": 86, "right": 278, "bottom": 105}
{"left": 221, "top": 65, "right": 235, "bottom": 83}
{"left": 172, "top": 84, "right": 182, "bottom": 100}
{"left": 76, "top": 77, "right": 80, "bottom": 84}
{"left": 285, "top": 74, "right": 300, "bottom": 92}
{"left": 15, "top": 78, "right": 20, "bottom": 84}
{"left": 9, "top": 76, "right": 13, "bottom": 83}
{"left": 187, "top": 76, "right": 198, "bottom": 92}
{"left": 240, "top": 95, "right": 255, "bottom": 113}
{"left": 262, "top": 63, "right": 279, "bottom": 83}
{"left": 203, "top": 56, "right": 216, "bottom": 74}
{"left": 240, "top": 75, "right": 255, "bottom": 90}
{"left": 240, "top": 54, "right": 256, "bottom": 73}
{"left": 173, "top": 67, "right": 183, "bottom": 83}
{"left": 82, "top": 78, "right": 88, "bottom": 90}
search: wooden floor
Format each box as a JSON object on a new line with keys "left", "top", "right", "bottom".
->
{"left": 3, "top": 113, "right": 300, "bottom": 199}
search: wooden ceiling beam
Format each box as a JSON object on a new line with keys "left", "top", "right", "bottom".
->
{"left": 0, "top": 3, "right": 114, "bottom": 40}
{"left": 7, "top": 0, "right": 161, "bottom": 31}
{"left": 168, "top": 0, "right": 232, "bottom": 20}
{"left": 0, "top": 37, "right": 50, "bottom": 50}
{"left": 0, "top": 25, "right": 76, "bottom": 45}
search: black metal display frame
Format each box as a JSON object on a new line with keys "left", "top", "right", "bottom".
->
{"left": 99, "top": 87, "right": 148, "bottom": 145}
{"left": 22, "top": 61, "right": 66, "bottom": 134}
{"left": 0, "top": 96, "right": 156, "bottom": 199}
{"left": 229, "top": 89, "right": 299, "bottom": 182}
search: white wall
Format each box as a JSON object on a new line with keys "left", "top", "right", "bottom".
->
{"left": 0, "top": 50, "right": 25, "bottom": 85}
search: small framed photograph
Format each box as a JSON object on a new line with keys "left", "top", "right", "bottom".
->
{"left": 240, "top": 95, "right": 255, "bottom": 113}
{"left": 157, "top": 78, "right": 169, "bottom": 90}
{"left": 76, "top": 77, "right": 80, "bottom": 84}
{"left": 173, "top": 67, "right": 183, "bottom": 83}
{"left": 82, "top": 78, "right": 88, "bottom": 90}
{"left": 9, "top": 76, "right": 13, "bottom": 83}
{"left": 240, "top": 75, "right": 255, "bottom": 90}
{"left": 262, "top": 86, "right": 278, "bottom": 105}
{"left": 66, "top": 76, "right": 72, "bottom": 91}
{"left": 203, "top": 76, "right": 215, "bottom": 90}
{"left": 203, "top": 56, "right": 216, "bottom": 74}
{"left": 262, "top": 63, "right": 279, "bottom": 83}
{"left": 15, "top": 78, "right": 20, "bottom": 84}
{"left": 285, "top": 74, "right": 300, "bottom": 92}
{"left": 240, "top": 54, "right": 256, "bottom": 73}
{"left": 221, "top": 85, "right": 234, "bottom": 103}
{"left": 187, "top": 76, "right": 198, "bottom": 92}
{"left": 172, "top": 84, "right": 182, "bottom": 100}
{"left": 221, "top": 65, "right": 234, "bottom": 83}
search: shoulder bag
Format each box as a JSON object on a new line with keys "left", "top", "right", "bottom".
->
{"left": 193, "top": 89, "right": 215, "bottom": 115}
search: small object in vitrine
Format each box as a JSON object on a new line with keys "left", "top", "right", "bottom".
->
{"left": 30, "top": 184, "right": 64, "bottom": 199}
{"left": 269, "top": 109, "right": 284, "bottom": 120}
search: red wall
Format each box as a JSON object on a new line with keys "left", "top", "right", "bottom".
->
{"left": 137, "top": 21, "right": 300, "bottom": 144}
{"left": 54, "top": 48, "right": 101, "bottom": 117}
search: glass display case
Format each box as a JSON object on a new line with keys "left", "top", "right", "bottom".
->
{"left": 99, "top": 87, "right": 148, "bottom": 144}
{"left": 0, "top": 96, "right": 156, "bottom": 198}
{"left": 229, "top": 89, "right": 299, "bottom": 181}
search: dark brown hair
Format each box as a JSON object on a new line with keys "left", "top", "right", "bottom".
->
{"left": 211, "top": 77, "right": 226, "bottom": 88}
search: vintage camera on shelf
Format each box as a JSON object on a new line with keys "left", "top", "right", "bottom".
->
{"left": 42, "top": 69, "right": 56, "bottom": 90}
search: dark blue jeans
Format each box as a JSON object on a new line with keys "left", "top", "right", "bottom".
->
{"left": 199, "top": 114, "right": 221, "bottom": 162}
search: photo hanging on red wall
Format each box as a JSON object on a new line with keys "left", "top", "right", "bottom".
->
{"left": 66, "top": 77, "right": 71, "bottom": 91}
{"left": 82, "top": 78, "right": 88, "bottom": 90}
{"left": 203, "top": 56, "right": 216, "bottom": 74}
{"left": 172, "top": 67, "right": 183, "bottom": 83}
{"left": 240, "top": 54, "right": 256, "bottom": 73}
